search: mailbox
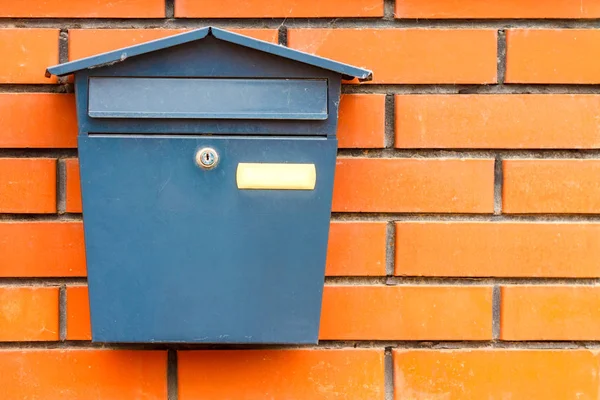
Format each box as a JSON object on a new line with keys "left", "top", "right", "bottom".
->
{"left": 46, "top": 27, "right": 372, "bottom": 344}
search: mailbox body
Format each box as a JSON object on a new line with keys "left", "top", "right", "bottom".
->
{"left": 57, "top": 30, "right": 365, "bottom": 344}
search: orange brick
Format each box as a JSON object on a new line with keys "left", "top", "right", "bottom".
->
{"left": 0, "top": 222, "right": 85, "bottom": 277}
{"left": 65, "top": 159, "right": 82, "bottom": 213}
{"left": 320, "top": 285, "right": 492, "bottom": 340}
{"left": 288, "top": 29, "right": 497, "bottom": 84}
{"left": 503, "top": 159, "right": 600, "bottom": 213}
{"left": 179, "top": 349, "right": 384, "bottom": 400}
{"left": 177, "top": 0, "right": 382, "bottom": 17}
{"left": 0, "top": 0, "right": 164, "bottom": 18}
{"left": 0, "top": 287, "right": 58, "bottom": 341}
{"left": 66, "top": 286, "right": 91, "bottom": 340}
{"left": 394, "top": 350, "right": 600, "bottom": 399}
{"left": 501, "top": 286, "right": 600, "bottom": 340}
{"left": 338, "top": 94, "right": 386, "bottom": 148}
{"left": 0, "top": 159, "right": 56, "bottom": 213}
{"left": 332, "top": 158, "right": 494, "bottom": 213}
{"left": 0, "top": 94, "right": 77, "bottom": 148}
{"left": 0, "top": 29, "right": 58, "bottom": 84}
{"left": 506, "top": 29, "right": 600, "bottom": 83}
{"left": 396, "top": 0, "right": 600, "bottom": 18}
{"left": 69, "top": 29, "right": 279, "bottom": 60}
{"left": 396, "top": 94, "right": 600, "bottom": 149}
{"left": 396, "top": 222, "right": 600, "bottom": 277}
{"left": 326, "top": 222, "right": 387, "bottom": 276}
{"left": 0, "top": 349, "right": 166, "bottom": 399}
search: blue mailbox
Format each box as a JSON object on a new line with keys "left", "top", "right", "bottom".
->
{"left": 47, "top": 27, "right": 371, "bottom": 344}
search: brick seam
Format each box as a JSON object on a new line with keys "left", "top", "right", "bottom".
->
{"left": 165, "top": 0, "right": 175, "bottom": 19}
{"left": 6, "top": 212, "right": 600, "bottom": 223}
{"left": 57, "top": 29, "right": 69, "bottom": 85}
{"left": 5, "top": 213, "right": 600, "bottom": 223}
{"left": 383, "top": 0, "right": 395, "bottom": 20}
{"left": 492, "top": 285, "right": 501, "bottom": 340}
{"left": 337, "top": 149, "right": 600, "bottom": 158}
{"left": 7, "top": 84, "right": 600, "bottom": 95}
{"left": 0, "top": 278, "right": 87, "bottom": 286}
{"left": 0, "top": 149, "right": 78, "bottom": 157}
{"left": 0, "top": 214, "right": 82, "bottom": 222}
{"left": 384, "top": 94, "right": 395, "bottom": 148}
{"left": 384, "top": 347, "right": 394, "bottom": 400}
{"left": 324, "top": 277, "right": 600, "bottom": 285}
{"left": 330, "top": 213, "right": 600, "bottom": 222}
{"left": 493, "top": 156, "right": 503, "bottom": 215}
{"left": 58, "top": 284, "right": 67, "bottom": 341}
{"left": 278, "top": 25, "right": 287, "bottom": 46}
{"left": 0, "top": 341, "right": 597, "bottom": 351}
{"left": 5, "top": 148, "right": 600, "bottom": 159}
{"left": 0, "top": 84, "right": 72, "bottom": 93}
{"left": 56, "top": 159, "right": 67, "bottom": 214}
{"left": 497, "top": 29, "right": 506, "bottom": 84}
{"left": 385, "top": 221, "right": 395, "bottom": 276}
{"left": 2, "top": 18, "right": 600, "bottom": 29}
{"left": 167, "top": 349, "right": 178, "bottom": 400}
{"left": 343, "top": 84, "right": 600, "bottom": 94}
{"left": 2, "top": 277, "right": 600, "bottom": 286}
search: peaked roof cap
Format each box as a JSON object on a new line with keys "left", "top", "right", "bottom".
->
{"left": 46, "top": 26, "right": 372, "bottom": 81}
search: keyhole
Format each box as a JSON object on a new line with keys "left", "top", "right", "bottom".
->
{"left": 196, "top": 148, "right": 219, "bottom": 169}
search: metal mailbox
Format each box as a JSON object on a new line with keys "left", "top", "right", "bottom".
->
{"left": 47, "top": 27, "right": 372, "bottom": 344}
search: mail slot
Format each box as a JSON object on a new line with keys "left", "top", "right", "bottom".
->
{"left": 88, "top": 78, "right": 329, "bottom": 119}
{"left": 47, "top": 27, "right": 371, "bottom": 344}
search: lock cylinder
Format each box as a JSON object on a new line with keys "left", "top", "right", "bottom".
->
{"left": 196, "top": 147, "right": 219, "bottom": 169}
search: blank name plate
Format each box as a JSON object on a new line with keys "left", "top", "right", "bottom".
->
{"left": 236, "top": 163, "right": 316, "bottom": 190}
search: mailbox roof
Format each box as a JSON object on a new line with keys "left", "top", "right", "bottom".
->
{"left": 46, "top": 26, "right": 372, "bottom": 81}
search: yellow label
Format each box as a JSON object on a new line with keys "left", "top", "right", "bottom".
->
{"left": 236, "top": 163, "right": 316, "bottom": 190}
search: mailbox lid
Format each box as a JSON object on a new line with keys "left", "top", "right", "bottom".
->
{"left": 79, "top": 134, "right": 336, "bottom": 343}
{"left": 88, "top": 77, "right": 328, "bottom": 120}
{"left": 47, "top": 27, "right": 372, "bottom": 82}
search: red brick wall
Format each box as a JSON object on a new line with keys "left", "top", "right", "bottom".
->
{"left": 2, "top": 1, "right": 600, "bottom": 399}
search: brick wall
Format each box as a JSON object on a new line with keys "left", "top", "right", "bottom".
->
{"left": 1, "top": 1, "right": 600, "bottom": 399}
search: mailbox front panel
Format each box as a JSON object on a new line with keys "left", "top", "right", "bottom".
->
{"left": 78, "top": 135, "right": 336, "bottom": 343}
